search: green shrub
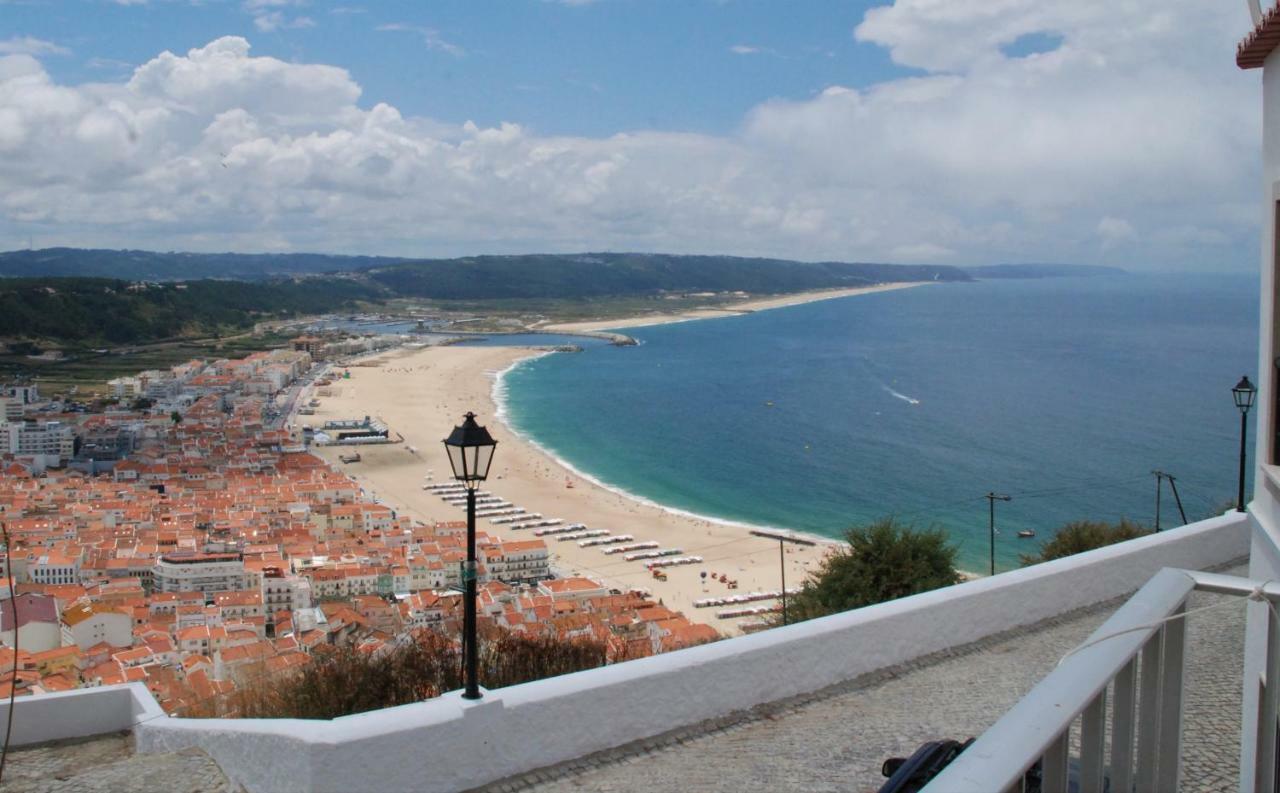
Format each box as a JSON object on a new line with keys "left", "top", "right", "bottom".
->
{"left": 780, "top": 517, "right": 961, "bottom": 624}
{"left": 1019, "top": 519, "right": 1149, "bottom": 567}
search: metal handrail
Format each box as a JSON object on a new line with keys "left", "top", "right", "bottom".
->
{"left": 923, "top": 567, "right": 1258, "bottom": 793}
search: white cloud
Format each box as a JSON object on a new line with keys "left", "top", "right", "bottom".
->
{"left": 1098, "top": 217, "right": 1136, "bottom": 248}
{"left": 376, "top": 24, "right": 464, "bottom": 57}
{"left": 253, "top": 11, "right": 315, "bottom": 32}
{"left": 0, "top": 37, "right": 69, "bottom": 57}
{"left": 243, "top": 0, "right": 313, "bottom": 33}
{"left": 729, "top": 45, "right": 761, "bottom": 55}
{"left": 0, "top": 3, "right": 1264, "bottom": 269}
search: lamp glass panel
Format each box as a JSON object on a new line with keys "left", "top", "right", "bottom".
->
{"left": 473, "top": 444, "right": 495, "bottom": 481}
{"left": 1235, "top": 385, "right": 1256, "bottom": 411}
{"left": 444, "top": 443, "right": 465, "bottom": 481}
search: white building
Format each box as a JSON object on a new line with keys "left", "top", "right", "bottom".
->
{"left": 153, "top": 553, "right": 248, "bottom": 594}
{"left": 261, "top": 568, "right": 312, "bottom": 614}
{"left": 0, "top": 397, "right": 22, "bottom": 421}
{"left": 1, "top": 419, "right": 75, "bottom": 465}
{"left": 481, "top": 540, "right": 551, "bottom": 585}
{"left": 3, "top": 384, "right": 38, "bottom": 405}
{"left": 1235, "top": 6, "right": 1280, "bottom": 786}
{"left": 0, "top": 593, "right": 64, "bottom": 653}
{"left": 61, "top": 601, "right": 132, "bottom": 650}
{"left": 27, "top": 551, "right": 80, "bottom": 586}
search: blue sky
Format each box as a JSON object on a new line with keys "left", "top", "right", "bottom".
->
{"left": 13, "top": 1, "right": 919, "bottom": 137}
{"left": 0, "top": 0, "right": 1265, "bottom": 269}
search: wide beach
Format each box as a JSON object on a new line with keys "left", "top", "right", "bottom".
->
{"left": 305, "top": 284, "right": 925, "bottom": 634}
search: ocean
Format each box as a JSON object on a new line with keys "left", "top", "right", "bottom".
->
{"left": 499, "top": 273, "right": 1259, "bottom": 573}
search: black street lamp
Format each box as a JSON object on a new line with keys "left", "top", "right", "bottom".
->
{"left": 443, "top": 411, "right": 498, "bottom": 700}
{"left": 1233, "top": 376, "right": 1256, "bottom": 513}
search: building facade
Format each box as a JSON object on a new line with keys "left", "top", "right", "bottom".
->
{"left": 153, "top": 553, "right": 248, "bottom": 594}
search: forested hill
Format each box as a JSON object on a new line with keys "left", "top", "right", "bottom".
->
{"left": 0, "top": 277, "right": 380, "bottom": 344}
{"left": 0, "top": 249, "right": 972, "bottom": 293}
{"left": 363, "top": 253, "right": 970, "bottom": 299}
{"left": 0, "top": 249, "right": 974, "bottom": 345}
{"left": 0, "top": 248, "right": 410, "bottom": 281}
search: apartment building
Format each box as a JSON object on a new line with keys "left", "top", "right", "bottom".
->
{"left": 3, "top": 383, "right": 38, "bottom": 405}
{"left": 153, "top": 553, "right": 248, "bottom": 594}
{"left": 1, "top": 419, "right": 75, "bottom": 467}
{"left": 261, "top": 567, "right": 312, "bottom": 614}
{"left": 481, "top": 539, "right": 551, "bottom": 585}
{"left": 27, "top": 550, "right": 81, "bottom": 586}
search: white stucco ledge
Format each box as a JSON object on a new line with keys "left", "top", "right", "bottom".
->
{"left": 11, "top": 512, "right": 1252, "bottom": 793}
{"left": 0, "top": 682, "right": 163, "bottom": 746}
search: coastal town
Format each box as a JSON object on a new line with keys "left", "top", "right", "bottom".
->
{"left": 0, "top": 331, "right": 740, "bottom": 715}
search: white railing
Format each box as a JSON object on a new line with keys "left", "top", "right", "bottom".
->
{"left": 925, "top": 568, "right": 1277, "bottom": 793}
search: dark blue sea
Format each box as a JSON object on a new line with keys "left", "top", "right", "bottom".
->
{"left": 499, "top": 274, "right": 1258, "bottom": 572}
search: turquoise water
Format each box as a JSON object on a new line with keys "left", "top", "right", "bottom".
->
{"left": 500, "top": 274, "right": 1259, "bottom": 572}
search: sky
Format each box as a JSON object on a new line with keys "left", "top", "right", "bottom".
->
{"left": 0, "top": 0, "right": 1267, "bottom": 270}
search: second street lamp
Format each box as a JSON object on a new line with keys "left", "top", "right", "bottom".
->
{"left": 443, "top": 411, "right": 498, "bottom": 700}
{"left": 1233, "top": 375, "right": 1256, "bottom": 513}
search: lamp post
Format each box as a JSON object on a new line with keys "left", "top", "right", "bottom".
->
{"left": 443, "top": 412, "right": 498, "bottom": 700}
{"left": 1233, "top": 376, "right": 1256, "bottom": 513}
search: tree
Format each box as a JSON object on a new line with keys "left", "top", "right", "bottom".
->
{"left": 170, "top": 410, "right": 183, "bottom": 425}
{"left": 781, "top": 517, "right": 961, "bottom": 624}
{"left": 1019, "top": 519, "right": 1149, "bottom": 567}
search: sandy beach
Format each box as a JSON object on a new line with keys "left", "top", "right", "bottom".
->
{"left": 543, "top": 282, "right": 929, "bottom": 333}
{"left": 304, "top": 284, "right": 925, "bottom": 635}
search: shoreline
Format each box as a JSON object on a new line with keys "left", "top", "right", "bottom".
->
{"left": 492, "top": 353, "right": 837, "bottom": 548}
{"left": 305, "top": 284, "right": 931, "bottom": 633}
{"left": 541, "top": 281, "right": 929, "bottom": 333}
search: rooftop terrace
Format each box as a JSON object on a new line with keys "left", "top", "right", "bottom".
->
{"left": 499, "top": 563, "right": 1247, "bottom": 792}
{"left": 0, "top": 511, "right": 1250, "bottom": 792}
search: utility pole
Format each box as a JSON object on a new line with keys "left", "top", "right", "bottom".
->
{"left": 1152, "top": 470, "right": 1164, "bottom": 532}
{"left": 1167, "top": 473, "right": 1188, "bottom": 526}
{"left": 985, "top": 493, "right": 1011, "bottom": 577}
{"left": 779, "top": 539, "right": 787, "bottom": 626}
{"left": 1152, "top": 470, "right": 1189, "bottom": 531}
{"left": 773, "top": 533, "right": 811, "bottom": 625}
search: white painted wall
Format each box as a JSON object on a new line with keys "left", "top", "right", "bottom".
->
{"left": 0, "top": 683, "right": 163, "bottom": 747}
{"left": 1243, "top": 40, "right": 1280, "bottom": 792}
{"left": 129, "top": 513, "right": 1247, "bottom": 793}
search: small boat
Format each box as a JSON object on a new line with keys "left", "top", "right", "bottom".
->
{"left": 1017, "top": 530, "right": 1036, "bottom": 538}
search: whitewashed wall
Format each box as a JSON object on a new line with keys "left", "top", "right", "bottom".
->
{"left": 1241, "top": 37, "right": 1280, "bottom": 792}
{"left": 128, "top": 513, "right": 1247, "bottom": 793}
{"left": 0, "top": 683, "right": 164, "bottom": 746}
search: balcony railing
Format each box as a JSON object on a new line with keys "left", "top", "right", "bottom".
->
{"left": 925, "top": 567, "right": 1273, "bottom": 793}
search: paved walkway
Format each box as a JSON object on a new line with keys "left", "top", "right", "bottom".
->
{"left": 1, "top": 732, "right": 235, "bottom": 793}
{"left": 488, "top": 564, "right": 1249, "bottom": 793}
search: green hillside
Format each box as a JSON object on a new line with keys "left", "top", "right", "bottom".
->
{"left": 0, "top": 277, "right": 380, "bottom": 345}
{"left": 367, "top": 252, "right": 969, "bottom": 299}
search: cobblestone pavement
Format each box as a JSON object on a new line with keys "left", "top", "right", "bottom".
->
{"left": 491, "top": 565, "right": 1249, "bottom": 793}
{"left": 2, "top": 732, "right": 238, "bottom": 793}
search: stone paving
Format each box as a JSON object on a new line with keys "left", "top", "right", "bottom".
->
{"left": 1, "top": 731, "right": 238, "bottom": 793}
{"left": 486, "top": 564, "right": 1250, "bottom": 793}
